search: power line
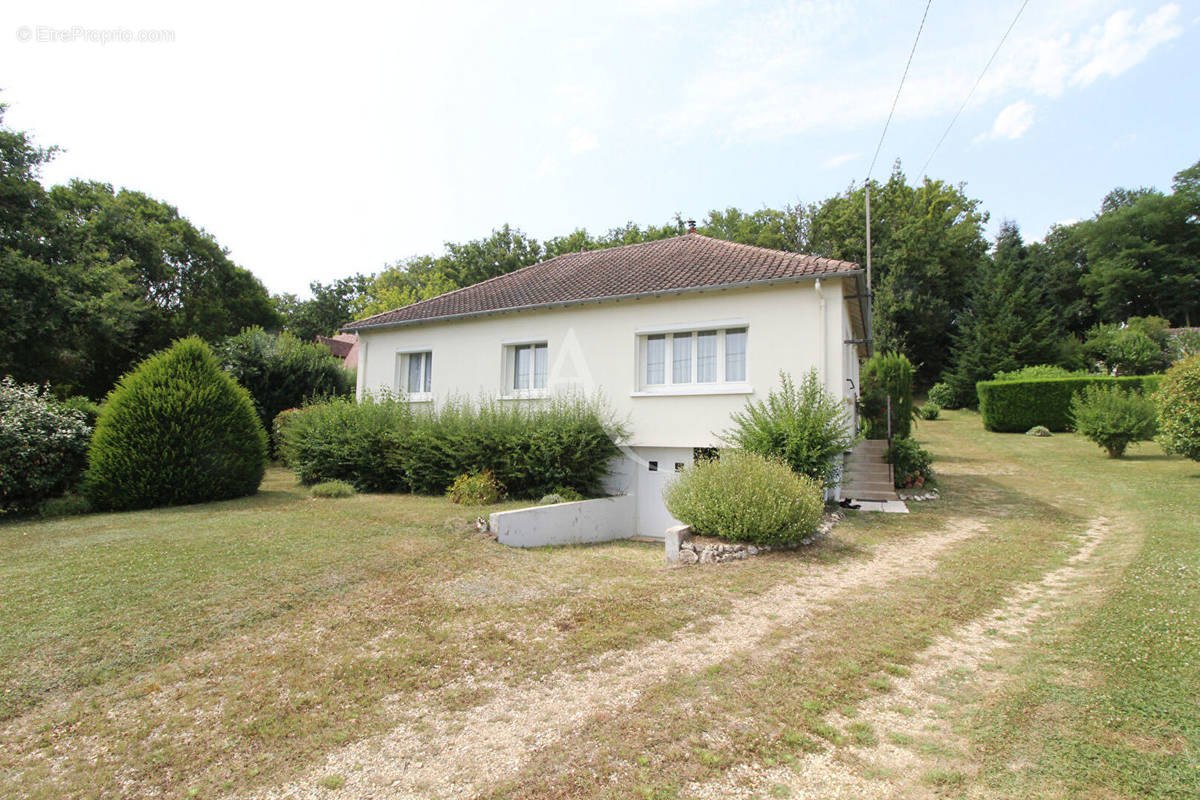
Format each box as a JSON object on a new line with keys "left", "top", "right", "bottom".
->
{"left": 919, "top": 0, "right": 1031, "bottom": 178}
{"left": 864, "top": 0, "right": 934, "bottom": 359}
{"left": 867, "top": 0, "right": 934, "bottom": 180}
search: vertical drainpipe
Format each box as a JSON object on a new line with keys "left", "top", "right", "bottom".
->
{"left": 814, "top": 278, "right": 827, "bottom": 387}
{"left": 355, "top": 333, "right": 368, "bottom": 401}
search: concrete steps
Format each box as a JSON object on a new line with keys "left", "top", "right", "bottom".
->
{"left": 842, "top": 439, "right": 898, "bottom": 501}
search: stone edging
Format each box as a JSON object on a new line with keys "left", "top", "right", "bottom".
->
{"left": 665, "top": 511, "right": 845, "bottom": 566}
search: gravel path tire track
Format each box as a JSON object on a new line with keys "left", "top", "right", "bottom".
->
{"left": 246, "top": 519, "right": 987, "bottom": 800}
{"left": 684, "top": 517, "right": 1125, "bottom": 800}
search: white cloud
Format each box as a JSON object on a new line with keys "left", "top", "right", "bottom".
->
{"left": 822, "top": 152, "right": 860, "bottom": 169}
{"left": 567, "top": 127, "right": 599, "bottom": 155}
{"left": 657, "top": 2, "right": 1184, "bottom": 144}
{"left": 535, "top": 155, "right": 560, "bottom": 179}
{"left": 1072, "top": 4, "right": 1182, "bottom": 85}
{"left": 975, "top": 100, "right": 1036, "bottom": 143}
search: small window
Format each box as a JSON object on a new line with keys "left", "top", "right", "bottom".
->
{"left": 674, "top": 462, "right": 685, "bottom": 472}
{"left": 398, "top": 351, "right": 432, "bottom": 397}
{"left": 507, "top": 342, "right": 548, "bottom": 394}
{"left": 648, "top": 461, "right": 658, "bottom": 472}
{"left": 693, "top": 447, "right": 718, "bottom": 462}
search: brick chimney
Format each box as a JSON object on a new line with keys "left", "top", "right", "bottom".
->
{"left": 686, "top": 219, "right": 696, "bottom": 234}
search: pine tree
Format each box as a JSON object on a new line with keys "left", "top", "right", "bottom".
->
{"left": 943, "top": 222, "right": 1065, "bottom": 407}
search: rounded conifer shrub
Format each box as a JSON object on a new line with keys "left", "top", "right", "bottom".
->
{"left": 85, "top": 337, "right": 268, "bottom": 510}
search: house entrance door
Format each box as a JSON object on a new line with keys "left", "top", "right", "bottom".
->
{"left": 634, "top": 447, "right": 690, "bottom": 538}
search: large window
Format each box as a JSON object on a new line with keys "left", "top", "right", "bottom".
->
{"left": 397, "top": 351, "right": 432, "bottom": 399}
{"left": 639, "top": 326, "right": 748, "bottom": 390}
{"left": 507, "top": 342, "right": 548, "bottom": 395}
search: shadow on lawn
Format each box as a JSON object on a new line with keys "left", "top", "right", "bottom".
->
{"left": 936, "top": 471, "right": 1084, "bottom": 528}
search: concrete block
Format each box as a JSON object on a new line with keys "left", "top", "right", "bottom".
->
{"left": 664, "top": 524, "right": 693, "bottom": 564}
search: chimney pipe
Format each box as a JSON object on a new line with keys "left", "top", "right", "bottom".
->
{"left": 686, "top": 219, "right": 696, "bottom": 234}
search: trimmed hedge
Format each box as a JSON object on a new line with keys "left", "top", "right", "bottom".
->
{"left": 86, "top": 337, "right": 268, "bottom": 510}
{"left": 278, "top": 393, "right": 626, "bottom": 499}
{"left": 977, "top": 375, "right": 1163, "bottom": 432}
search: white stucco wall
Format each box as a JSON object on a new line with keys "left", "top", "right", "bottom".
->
{"left": 355, "top": 280, "right": 856, "bottom": 449}
{"left": 490, "top": 495, "right": 636, "bottom": 547}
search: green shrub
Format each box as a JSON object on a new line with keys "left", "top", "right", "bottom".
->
{"left": 85, "top": 337, "right": 268, "bottom": 511}
{"left": 539, "top": 493, "right": 566, "bottom": 505}
{"left": 281, "top": 393, "right": 624, "bottom": 499}
{"left": 0, "top": 377, "right": 93, "bottom": 513}
{"left": 447, "top": 470, "right": 504, "bottom": 504}
{"left": 1083, "top": 320, "right": 1169, "bottom": 375}
{"left": 271, "top": 407, "right": 302, "bottom": 466}
{"left": 887, "top": 438, "right": 934, "bottom": 489}
{"left": 723, "top": 370, "right": 856, "bottom": 487}
{"left": 977, "top": 375, "right": 1163, "bottom": 432}
{"left": 1155, "top": 354, "right": 1200, "bottom": 462}
{"left": 550, "top": 485, "right": 584, "bottom": 502}
{"left": 1070, "top": 384, "right": 1157, "bottom": 458}
{"left": 311, "top": 480, "right": 356, "bottom": 498}
{"left": 277, "top": 395, "right": 412, "bottom": 492}
{"left": 917, "top": 401, "right": 941, "bottom": 420}
{"left": 1168, "top": 329, "right": 1200, "bottom": 363}
{"left": 38, "top": 493, "right": 93, "bottom": 518}
{"left": 992, "top": 364, "right": 1090, "bottom": 381}
{"left": 927, "top": 382, "right": 957, "bottom": 409}
{"left": 218, "top": 327, "right": 354, "bottom": 455}
{"left": 663, "top": 450, "right": 823, "bottom": 547}
{"left": 54, "top": 395, "right": 101, "bottom": 427}
{"left": 860, "top": 351, "right": 915, "bottom": 439}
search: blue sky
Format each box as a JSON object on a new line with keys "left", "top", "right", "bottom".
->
{"left": 2, "top": 0, "right": 1196, "bottom": 296}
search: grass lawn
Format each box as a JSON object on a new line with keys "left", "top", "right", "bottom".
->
{"left": 1, "top": 412, "right": 1197, "bottom": 799}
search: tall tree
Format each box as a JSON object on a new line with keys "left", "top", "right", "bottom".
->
{"left": 804, "top": 164, "right": 989, "bottom": 387}
{"left": 281, "top": 275, "right": 373, "bottom": 341}
{"left": 1074, "top": 163, "right": 1200, "bottom": 327}
{"left": 942, "top": 222, "right": 1066, "bottom": 406}
{"left": 47, "top": 181, "right": 280, "bottom": 393}
{"left": 0, "top": 111, "right": 143, "bottom": 397}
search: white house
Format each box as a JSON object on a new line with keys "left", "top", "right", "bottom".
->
{"left": 343, "top": 233, "right": 867, "bottom": 537}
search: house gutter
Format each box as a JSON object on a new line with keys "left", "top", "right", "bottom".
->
{"left": 342, "top": 268, "right": 865, "bottom": 333}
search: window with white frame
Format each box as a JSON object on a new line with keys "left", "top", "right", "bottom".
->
{"left": 505, "top": 342, "right": 548, "bottom": 395}
{"left": 640, "top": 327, "right": 748, "bottom": 389}
{"left": 397, "top": 351, "right": 433, "bottom": 398}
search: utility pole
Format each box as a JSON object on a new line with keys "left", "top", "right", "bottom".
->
{"left": 865, "top": 182, "right": 874, "bottom": 357}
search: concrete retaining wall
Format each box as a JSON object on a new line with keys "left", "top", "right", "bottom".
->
{"left": 490, "top": 495, "right": 636, "bottom": 548}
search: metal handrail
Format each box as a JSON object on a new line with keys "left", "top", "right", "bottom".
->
{"left": 886, "top": 395, "right": 895, "bottom": 488}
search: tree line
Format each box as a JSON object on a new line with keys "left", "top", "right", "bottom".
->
{"left": 288, "top": 158, "right": 1199, "bottom": 396}
{"left": 3, "top": 102, "right": 1196, "bottom": 401}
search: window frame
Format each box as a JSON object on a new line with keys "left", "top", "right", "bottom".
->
{"left": 501, "top": 339, "right": 550, "bottom": 399}
{"left": 395, "top": 348, "right": 434, "bottom": 402}
{"left": 633, "top": 321, "right": 752, "bottom": 396}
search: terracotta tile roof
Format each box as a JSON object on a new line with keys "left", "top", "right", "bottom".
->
{"left": 343, "top": 233, "right": 861, "bottom": 331}
{"left": 315, "top": 334, "right": 360, "bottom": 369}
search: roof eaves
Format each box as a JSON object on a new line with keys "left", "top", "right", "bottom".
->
{"left": 342, "top": 268, "right": 864, "bottom": 333}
